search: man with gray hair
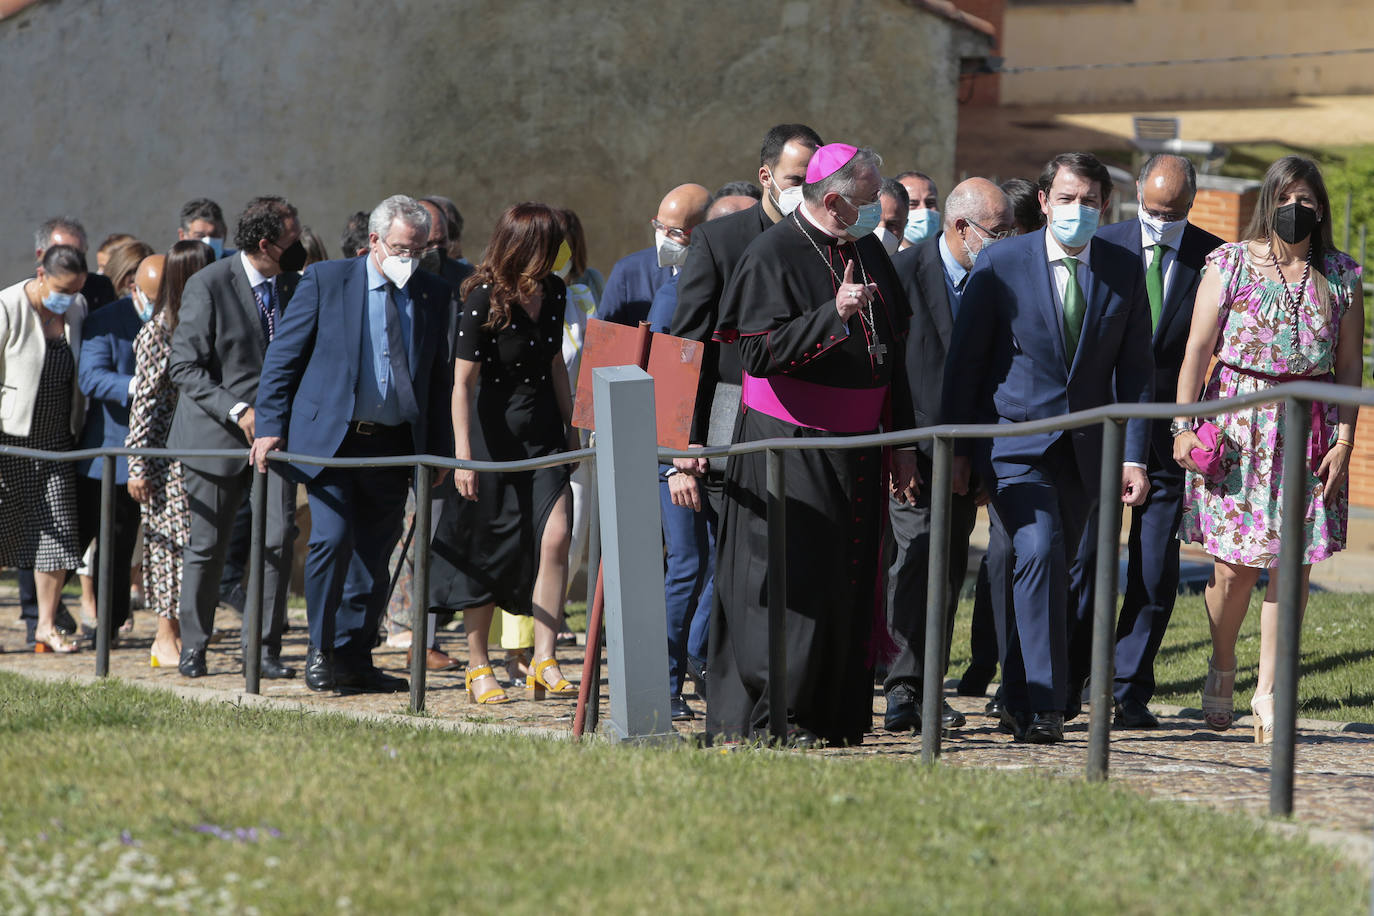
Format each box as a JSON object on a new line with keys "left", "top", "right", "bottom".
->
{"left": 883, "top": 177, "right": 1015, "bottom": 733}
{"left": 254, "top": 195, "right": 452, "bottom": 694}
{"left": 708, "top": 143, "right": 918, "bottom": 746}
{"left": 35, "top": 216, "right": 117, "bottom": 311}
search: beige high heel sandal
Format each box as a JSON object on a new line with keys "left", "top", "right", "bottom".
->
{"left": 1251, "top": 693, "right": 1274, "bottom": 745}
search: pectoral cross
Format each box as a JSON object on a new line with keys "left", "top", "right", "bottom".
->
{"left": 868, "top": 342, "right": 887, "bottom": 365}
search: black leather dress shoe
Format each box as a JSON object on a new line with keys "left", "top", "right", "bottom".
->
{"left": 259, "top": 655, "right": 296, "bottom": 680}
{"left": 997, "top": 706, "right": 1028, "bottom": 741}
{"left": 670, "top": 695, "right": 695, "bottom": 721}
{"left": 1064, "top": 679, "right": 1087, "bottom": 722}
{"left": 984, "top": 686, "right": 1005, "bottom": 718}
{"left": 686, "top": 657, "right": 707, "bottom": 698}
{"left": 956, "top": 664, "right": 995, "bottom": 697}
{"left": 1113, "top": 698, "right": 1160, "bottom": 729}
{"left": 305, "top": 646, "right": 335, "bottom": 692}
{"left": 178, "top": 647, "right": 207, "bottom": 679}
{"left": 1023, "top": 712, "right": 1065, "bottom": 744}
{"left": 940, "top": 700, "right": 967, "bottom": 730}
{"left": 883, "top": 683, "right": 920, "bottom": 732}
{"left": 335, "top": 664, "right": 409, "bottom": 694}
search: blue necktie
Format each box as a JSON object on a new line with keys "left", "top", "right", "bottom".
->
{"left": 384, "top": 285, "right": 418, "bottom": 422}
{"left": 252, "top": 280, "right": 275, "bottom": 341}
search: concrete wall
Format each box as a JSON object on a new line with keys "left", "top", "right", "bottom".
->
{"left": 0, "top": 0, "right": 988, "bottom": 284}
{"left": 997, "top": 0, "right": 1374, "bottom": 106}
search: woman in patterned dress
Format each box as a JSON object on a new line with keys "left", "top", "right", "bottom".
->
{"left": 1173, "top": 157, "right": 1364, "bottom": 742}
{"left": 126, "top": 241, "right": 209, "bottom": 667}
{"left": 0, "top": 245, "right": 90, "bottom": 653}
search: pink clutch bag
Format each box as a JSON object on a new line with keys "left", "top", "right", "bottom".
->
{"left": 1191, "top": 422, "right": 1225, "bottom": 481}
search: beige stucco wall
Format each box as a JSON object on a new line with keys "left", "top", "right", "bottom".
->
{"left": 0, "top": 0, "right": 987, "bottom": 284}
{"left": 999, "top": 0, "right": 1374, "bottom": 106}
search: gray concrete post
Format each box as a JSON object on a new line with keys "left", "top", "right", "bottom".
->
{"left": 592, "top": 366, "right": 675, "bottom": 743}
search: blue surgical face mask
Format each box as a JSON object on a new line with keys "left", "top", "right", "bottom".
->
{"left": 1049, "top": 203, "right": 1100, "bottom": 248}
{"left": 44, "top": 290, "right": 77, "bottom": 315}
{"left": 843, "top": 197, "right": 883, "bottom": 240}
{"left": 203, "top": 236, "right": 225, "bottom": 259}
{"left": 904, "top": 208, "right": 941, "bottom": 245}
{"left": 134, "top": 287, "right": 156, "bottom": 322}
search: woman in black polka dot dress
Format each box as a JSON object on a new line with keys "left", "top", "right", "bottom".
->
{"left": 429, "top": 203, "right": 579, "bottom": 704}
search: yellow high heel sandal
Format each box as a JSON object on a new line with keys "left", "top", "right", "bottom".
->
{"left": 527, "top": 657, "right": 577, "bottom": 700}
{"left": 1251, "top": 693, "right": 1274, "bottom": 745}
{"left": 465, "top": 665, "right": 511, "bottom": 705}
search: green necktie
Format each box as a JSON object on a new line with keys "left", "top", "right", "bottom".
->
{"left": 1146, "top": 243, "right": 1165, "bottom": 331}
{"left": 1062, "top": 255, "right": 1085, "bottom": 364}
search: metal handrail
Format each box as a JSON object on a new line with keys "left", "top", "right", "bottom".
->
{"left": 5, "top": 379, "right": 1357, "bottom": 816}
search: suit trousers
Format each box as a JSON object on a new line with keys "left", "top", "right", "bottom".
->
{"left": 968, "top": 514, "right": 1009, "bottom": 680}
{"left": 178, "top": 464, "right": 295, "bottom": 655}
{"left": 301, "top": 430, "right": 410, "bottom": 661}
{"left": 989, "top": 439, "right": 1093, "bottom": 714}
{"left": 660, "top": 468, "right": 717, "bottom": 696}
{"left": 76, "top": 476, "right": 141, "bottom": 631}
{"left": 1111, "top": 459, "right": 1184, "bottom": 704}
{"left": 882, "top": 465, "right": 978, "bottom": 694}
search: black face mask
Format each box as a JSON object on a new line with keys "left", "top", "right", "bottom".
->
{"left": 1275, "top": 202, "right": 1318, "bottom": 245}
{"left": 276, "top": 239, "right": 307, "bottom": 273}
{"left": 419, "top": 247, "right": 444, "bottom": 275}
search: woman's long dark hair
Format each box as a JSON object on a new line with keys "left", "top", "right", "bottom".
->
{"left": 156, "top": 240, "right": 212, "bottom": 332}
{"left": 1243, "top": 155, "right": 1336, "bottom": 268}
{"left": 461, "top": 203, "right": 563, "bottom": 331}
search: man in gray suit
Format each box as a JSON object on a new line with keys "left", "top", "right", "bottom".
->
{"left": 168, "top": 196, "right": 306, "bottom": 679}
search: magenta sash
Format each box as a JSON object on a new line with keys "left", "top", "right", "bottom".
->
{"left": 741, "top": 372, "right": 887, "bottom": 433}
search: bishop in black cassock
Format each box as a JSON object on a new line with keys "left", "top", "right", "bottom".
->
{"left": 706, "top": 144, "right": 918, "bottom": 746}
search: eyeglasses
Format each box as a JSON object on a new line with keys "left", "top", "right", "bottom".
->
{"left": 380, "top": 237, "right": 425, "bottom": 259}
{"left": 968, "top": 219, "right": 1016, "bottom": 242}
{"left": 1139, "top": 205, "right": 1188, "bottom": 223}
{"left": 651, "top": 219, "right": 691, "bottom": 244}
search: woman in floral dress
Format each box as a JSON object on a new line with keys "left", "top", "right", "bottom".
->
{"left": 1173, "top": 156, "right": 1364, "bottom": 742}
{"left": 126, "top": 241, "right": 209, "bottom": 666}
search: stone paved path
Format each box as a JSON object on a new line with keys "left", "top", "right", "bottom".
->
{"left": 3, "top": 597, "right": 1372, "bottom": 865}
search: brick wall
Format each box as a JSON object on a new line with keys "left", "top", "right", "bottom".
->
{"left": 1188, "top": 183, "right": 1258, "bottom": 243}
{"left": 954, "top": 0, "right": 1003, "bottom": 106}
{"left": 1347, "top": 407, "right": 1374, "bottom": 508}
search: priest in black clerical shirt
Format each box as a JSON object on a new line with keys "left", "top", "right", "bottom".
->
{"left": 708, "top": 144, "right": 919, "bottom": 747}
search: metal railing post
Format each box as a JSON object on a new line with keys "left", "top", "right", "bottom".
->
{"left": 766, "top": 447, "right": 788, "bottom": 745}
{"left": 921, "top": 437, "right": 953, "bottom": 764}
{"left": 409, "top": 463, "right": 433, "bottom": 713}
{"left": 94, "top": 455, "right": 115, "bottom": 677}
{"left": 584, "top": 450, "right": 603, "bottom": 735}
{"left": 1087, "top": 418, "right": 1125, "bottom": 781}
{"left": 242, "top": 466, "right": 267, "bottom": 694}
{"left": 1271, "top": 397, "right": 1309, "bottom": 816}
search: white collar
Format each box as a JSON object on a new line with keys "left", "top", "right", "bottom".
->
{"left": 1044, "top": 227, "right": 1091, "bottom": 265}
{"left": 239, "top": 250, "right": 271, "bottom": 289}
{"left": 799, "top": 201, "right": 844, "bottom": 240}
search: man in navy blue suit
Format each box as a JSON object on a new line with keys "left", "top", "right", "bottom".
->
{"left": 1095, "top": 154, "right": 1223, "bottom": 728}
{"left": 253, "top": 195, "right": 452, "bottom": 694}
{"left": 596, "top": 184, "right": 709, "bottom": 326}
{"left": 943, "top": 153, "right": 1154, "bottom": 744}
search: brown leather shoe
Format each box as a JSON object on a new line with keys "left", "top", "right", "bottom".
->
{"left": 406, "top": 647, "right": 462, "bottom": 672}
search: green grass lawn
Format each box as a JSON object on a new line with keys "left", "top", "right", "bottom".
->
{"left": 946, "top": 588, "right": 1374, "bottom": 724}
{"left": 0, "top": 674, "right": 1366, "bottom": 914}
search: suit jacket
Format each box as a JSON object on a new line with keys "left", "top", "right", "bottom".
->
{"left": 82, "top": 273, "right": 117, "bottom": 312}
{"left": 1095, "top": 218, "right": 1224, "bottom": 467}
{"left": 76, "top": 296, "right": 141, "bottom": 481}
{"left": 0, "top": 279, "right": 86, "bottom": 438}
{"left": 167, "top": 254, "right": 298, "bottom": 477}
{"left": 670, "top": 203, "right": 773, "bottom": 445}
{"left": 942, "top": 228, "right": 1154, "bottom": 489}
{"left": 254, "top": 256, "right": 452, "bottom": 478}
{"left": 892, "top": 235, "right": 957, "bottom": 459}
{"left": 597, "top": 246, "right": 672, "bottom": 327}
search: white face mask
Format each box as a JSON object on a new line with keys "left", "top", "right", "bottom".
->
{"left": 1139, "top": 210, "right": 1187, "bottom": 247}
{"left": 381, "top": 254, "right": 416, "bottom": 287}
{"left": 777, "top": 185, "right": 804, "bottom": 216}
{"left": 655, "top": 230, "right": 688, "bottom": 268}
{"left": 873, "top": 226, "right": 901, "bottom": 256}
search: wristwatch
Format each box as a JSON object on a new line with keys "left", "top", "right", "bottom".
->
{"left": 1169, "top": 420, "right": 1193, "bottom": 438}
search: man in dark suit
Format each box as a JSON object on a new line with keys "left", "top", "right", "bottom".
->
{"left": 943, "top": 153, "right": 1154, "bottom": 744}
{"left": 253, "top": 195, "right": 452, "bottom": 694}
{"left": 883, "top": 177, "right": 1014, "bottom": 733}
{"left": 597, "top": 184, "right": 709, "bottom": 327}
{"left": 168, "top": 196, "right": 306, "bottom": 679}
{"left": 36, "top": 217, "right": 116, "bottom": 311}
{"left": 74, "top": 254, "right": 162, "bottom": 635}
{"left": 1095, "top": 154, "right": 1224, "bottom": 728}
